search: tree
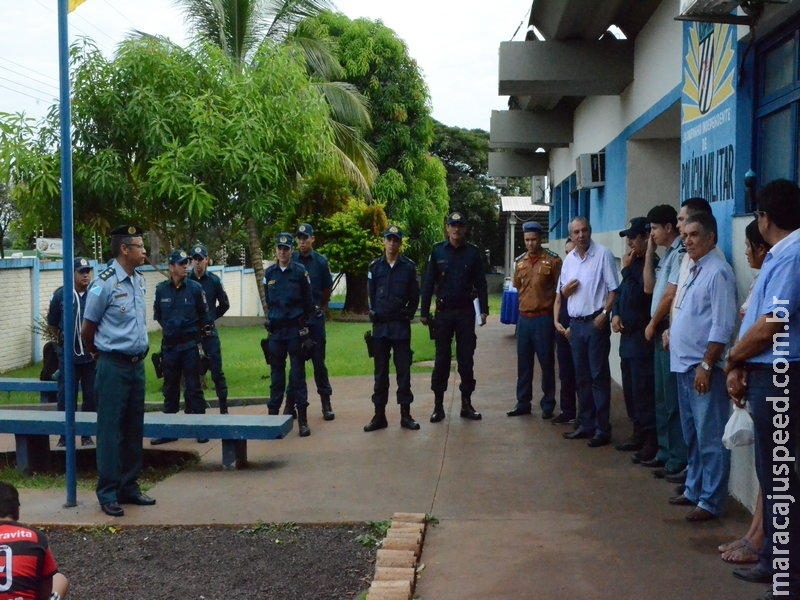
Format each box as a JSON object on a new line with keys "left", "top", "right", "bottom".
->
{"left": 0, "top": 112, "right": 36, "bottom": 259}
{"left": 13, "top": 37, "right": 334, "bottom": 311}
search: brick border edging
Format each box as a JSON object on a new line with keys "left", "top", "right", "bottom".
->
{"left": 365, "top": 512, "right": 427, "bottom": 600}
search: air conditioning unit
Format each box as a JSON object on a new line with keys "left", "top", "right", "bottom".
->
{"left": 576, "top": 153, "right": 605, "bottom": 189}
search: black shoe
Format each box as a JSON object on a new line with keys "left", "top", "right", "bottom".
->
{"left": 268, "top": 407, "right": 279, "bottom": 415}
{"left": 400, "top": 415, "right": 420, "bottom": 430}
{"left": 614, "top": 435, "right": 644, "bottom": 452}
{"left": 81, "top": 436, "right": 94, "bottom": 447}
{"left": 587, "top": 435, "right": 611, "bottom": 448}
{"left": 197, "top": 438, "right": 209, "bottom": 444}
{"left": 665, "top": 469, "right": 688, "bottom": 484}
{"left": 732, "top": 566, "right": 772, "bottom": 584}
{"left": 668, "top": 494, "right": 694, "bottom": 506}
{"left": 321, "top": 396, "right": 335, "bottom": 421}
{"left": 460, "top": 401, "right": 482, "bottom": 420}
{"left": 506, "top": 406, "right": 532, "bottom": 417}
{"left": 551, "top": 413, "right": 576, "bottom": 425}
{"left": 298, "top": 422, "right": 311, "bottom": 437}
{"left": 119, "top": 492, "right": 156, "bottom": 506}
{"left": 563, "top": 429, "right": 591, "bottom": 440}
{"left": 640, "top": 458, "right": 665, "bottom": 468}
{"left": 150, "top": 437, "right": 177, "bottom": 446}
{"left": 541, "top": 410, "right": 554, "bottom": 420}
{"left": 101, "top": 502, "right": 124, "bottom": 517}
{"left": 430, "top": 405, "right": 445, "bottom": 423}
{"left": 364, "top": 414, "right": 388, "bottom": 432}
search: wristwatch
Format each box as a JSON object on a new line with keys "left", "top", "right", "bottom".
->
{"left": 601, "top": 309, "right": 609, "bottom": 316}
{"left": 700, "top": 361, "right": 712, "bottom": 372}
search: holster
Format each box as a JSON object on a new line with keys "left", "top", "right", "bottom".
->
{"left": 427, "top": 317, "right": 437, "bottom": 341}
{"left": 364, "top": 330, "right": 374, "bottom": 358}
{"left": 298, "top": 326, "right": 316, "bottom": 361}
{"left": 260, "top": 338, "right": 273, "bottom": 366}
{"left": 151, "top": 351, "right": 164, "bottom": 379}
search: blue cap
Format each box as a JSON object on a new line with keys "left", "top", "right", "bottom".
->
{"left": 73, "top": 257, "right": 91, "bottom": 271}
{"left": 168, "top": 249, "right": 190, "bottom": 264}
{"left": 522, "top": 221, "right": 542, "bottom": 233}
{"left": 275, "top": 233, "right": 294, "bottom": 248}
{"left": 296, "top": 223, "right": 314, "bottom": 237}
{"left": 447, "top": 212, "right": 466, "bottom": 225}
{"left": 190, "top": 243, "right": 208, "bottom": 259}
{"left": 383, "top": 225, "right": 403, "bottom": 239}
{"left": 619, "top": 217, "right": 651, "bottom": 237}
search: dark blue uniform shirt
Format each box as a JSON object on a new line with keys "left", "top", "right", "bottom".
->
{"left": 421, "top": 241, "right": 488, "bottom": 317}
{"left": 613, "top": 254, "right": 657, "bottom": 358}
{"left": 263, "top": 262, "right": 314, "bottom": 335}
{"left": 368, "top": 255, "right": 420, "bottom": 340}
{"left": 153, "top": 277, "right": 210, "bottom": 343}
{"left": 188, "top": 270, "right": 230, "bottom": 321}
{"left": 47, "top": 286, "right": 93, "bottom": 363}
{"left": 291, "top": 250, "right": 333, "bottom": 308}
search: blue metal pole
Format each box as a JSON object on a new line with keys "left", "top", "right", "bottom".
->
{"left": 57, "top": 0, "right": 77, "bottom": 508}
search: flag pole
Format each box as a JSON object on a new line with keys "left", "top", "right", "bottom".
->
{"left": 57, "top": 0, "right": 78, "bottom": 508}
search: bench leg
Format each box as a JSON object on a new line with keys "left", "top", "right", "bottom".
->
{"left": 221, "top": 439, "right": 247, "bottom": 470}
{"left": 14, "top": 434, "right": 52, "bottom": 475}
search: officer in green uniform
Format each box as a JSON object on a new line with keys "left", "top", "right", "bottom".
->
{"left": 82, "top": 225, "right": 155, "bottom": 518}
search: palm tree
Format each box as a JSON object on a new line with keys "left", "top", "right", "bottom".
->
{"left": 173, "top": 0, "right": 377, "bottom": 310}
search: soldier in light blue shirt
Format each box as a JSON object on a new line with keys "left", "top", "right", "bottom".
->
{"left": 668, "top": 212, "right": 736, "bottom": 522}
{"left": 82, "top": 225, "right": 154, "bottom": 518}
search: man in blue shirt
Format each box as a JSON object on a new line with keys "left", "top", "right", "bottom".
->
{"left": 291, "top": 223, "right": 335, "bottom": 421}
{"left": 364, "top": 225, "right": 421, "bottom": 432}
{"left": 189, "top": 243, "right": 231, "bottom": 414}
{"left": 47, "top": 257, "right": 96, "bottom": 447}
{"left": 82, "top": 225, "right": 154, "bottom": 517}
{"left": 668, "top": 212, "right": 736, "bottom": 522}
{"left": 266, "top": 233, "right": 315, "bottom": 437}
{"left": 725, "top": 179, "right": 800, "bottom": 598}
{"left": 151, "top": 250, "right": 211, "bottom": 446}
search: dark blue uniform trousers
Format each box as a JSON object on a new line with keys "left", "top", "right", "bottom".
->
{"left": 162, "top": 343, "right": 206, "bottom": 414}
{"left": 371, "top": 337, "right": 413, "bottom": 407}
{"left": 267, "top": 336, "right": 308, "bottom": 411}
{"left": 514, "top": 313, "right": 555, "bottom": 413}
{"left": 56, "top": 348, "right": 96, "bottom": 413}
{"left": 308, "top": 314, "right": 332, "bottom": 397}
{"left": 200, "top": 333, "right": 228, "bottom": 403}
{"left": 555, "top": 329, "right": 576, "bottom": 419}
{"left": 431, "top": 308, "right": 476, "bottom": 396}
{"left": 569, "top": 318, "right": 612, "bottom": 438}
{"left": 620, "top": 355, "right": 655, "bottom": 433}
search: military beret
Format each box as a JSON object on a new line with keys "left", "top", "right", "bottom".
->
{"left": 275, "top": 233, "right": 294, "bottom": 248}
{"left": 522, "top": 221, "right": 542, "bottom": 233}
{"left": 447, "top": 212, "right": 466, "bottom": 225}
{"left": 110, "top": 225, "right": 143, "bottom": 237}
{"left": 168, "top": 249, "right": 190, "bottom": 264}
{"left": 191, "top": 243, "right": 208, "bottom": 259}
{"left": 73, "top": 257, "right": 91, "bottom": 271}
{"left": 383, "top": 225, "right": 403, "bottom": 239}
{"left": 296, "top": 223, "right": 314, "bottom": 237}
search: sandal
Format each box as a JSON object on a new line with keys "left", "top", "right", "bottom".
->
{"left": 718, "top": 536, "right": 747, "bottom": 553}
{"left": 721, "top": 539, "right": 758, "bottom": 564}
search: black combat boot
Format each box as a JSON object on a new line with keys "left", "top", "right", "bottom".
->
{"left": 460, "top": 395, "right": 482, "bottom": 420}
{"left": 364, "top": 406, "right": 388, "bottom": 432}
{"left": 321, "top": 394, "right": 335, "bottom": 421}
{"left": 218, "top": 395, "right": 229, "bottom": 415}
{"left": 400, "top": 404, "right": 420, "bottom": 430}
{"left": 268, "top": 406, "right": 279, "bottom": 416}
{"left": 430, "top": 393, "right": 445, "bottom": 423}
{"left": 297, "top": 405, "right": 311, "bottom": 437}
{"left": 283, "top": 397, "right": 297, "bottom": 419}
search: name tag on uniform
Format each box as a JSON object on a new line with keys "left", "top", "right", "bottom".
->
{"left": 160, "top": 298, "right": 172, "bottom": 303}
{"left": 114, "top": 293, "right": 128, "bottom": 299}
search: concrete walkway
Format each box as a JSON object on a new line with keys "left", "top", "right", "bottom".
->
{"left": 9, "top": 317, "right": 757, "bottom": 599}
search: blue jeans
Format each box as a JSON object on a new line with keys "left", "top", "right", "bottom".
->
{"left": 569, "top": 318, "right": 612, "bottom": 437}
{"left": 748, "top": 363, "right": 800, "bottom": 595}
{"left": 515, "top": 314, "right": 555, "bottom": 412}
{"left": 676, "top": 367, "right": 730, "bottom": 515}
{"left": 654, "top": 343, "right": 687, "bottom": 471}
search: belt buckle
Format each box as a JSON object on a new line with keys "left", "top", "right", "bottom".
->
{"left": 131, "top": 355, "right": 140, "bottom": 363}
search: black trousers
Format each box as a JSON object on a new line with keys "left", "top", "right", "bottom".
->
{"left": 431, "top": 308, "right": 476, "bottom": 396}
{"left": 371, "top": 337, "right": 413, "bottom": 407}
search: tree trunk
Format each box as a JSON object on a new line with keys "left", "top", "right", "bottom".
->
{"left": 246, "top": 217, "right": 267, "bottom": 315}
{"left": 343, "top": 272, "right": 369, "bottom": 314}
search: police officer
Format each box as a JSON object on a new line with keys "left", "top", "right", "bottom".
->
{"left": 82, "top": 225, "right": 154, "bottom": 517}
{"left": 151, "top": 250, "right": 211, "bottom": 446}
{"left": 507, "top": 221, "right": 562, "bottom": 419}
{"left": 188, "top": 243, "right": 231, "bottom": 414}
{"left": 47, "top": 256, "right": 96, "bottom": 447}
{"left": 364, "top": 225, "right": 421, "bottom": 432}
{"left": 291, "top": 223, "right": 335, "bottom": 421}
{"left": 420, "top": 211, "right": 489, "bottom": 423}
{"left": 265, "top": 233, "right": 315, "bottom": 437}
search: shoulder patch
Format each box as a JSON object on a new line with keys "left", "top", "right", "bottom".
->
{"left": 545, "top": 249, "right": 560, "bottom": 259}
{"left": 99, "top": 266, "right": 115, "bottom": 281}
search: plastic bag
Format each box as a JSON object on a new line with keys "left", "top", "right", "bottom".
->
{"left": 722, "top": 405, "right": 754, "bottom": 449}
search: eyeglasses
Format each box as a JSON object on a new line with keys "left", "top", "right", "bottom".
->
{"left": 752, "top": 210, "right": 766, "bottom": 219}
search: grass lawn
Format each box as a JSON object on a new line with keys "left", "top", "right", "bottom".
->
{"left": 0, "top": 294, "right": 501, "bottom": 406}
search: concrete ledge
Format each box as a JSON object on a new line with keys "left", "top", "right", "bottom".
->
{"left": 366, "top": 512, "right": 428, "bottom": 600}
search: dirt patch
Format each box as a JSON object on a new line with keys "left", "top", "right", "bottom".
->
{"left": 45, "top": 523, "right": 376, "bottom": 600}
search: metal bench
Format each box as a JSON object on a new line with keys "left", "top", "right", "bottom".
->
{"left": 0, "top": 409, "right": 293, "bottom": 473}
{"left": 0, "top": 377, "right": 58, "bottom": 393}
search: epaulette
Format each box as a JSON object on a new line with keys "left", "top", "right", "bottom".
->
{"left": 369, "top": 257, "right": 380, "bottom": 268}
{"left": 98, "top": 266, "right": 115, "bottom": 281}
{"left": 514, "top": 252, "right": 527, "bottom": 263}
{"left": 544, "top": 249, "right": 560, "bottom": 259}
{"left": 400, "top": 255, "right": 416, "bottom": 267}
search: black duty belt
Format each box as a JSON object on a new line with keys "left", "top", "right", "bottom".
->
{"left": 101, "top": 349, "right": 149, "bottom": 364}
{"left": 162, "top": 334, "right": 199, "bottom": 347}
{"left": 571, "top": 309, "right": 603, "bottom": 323}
